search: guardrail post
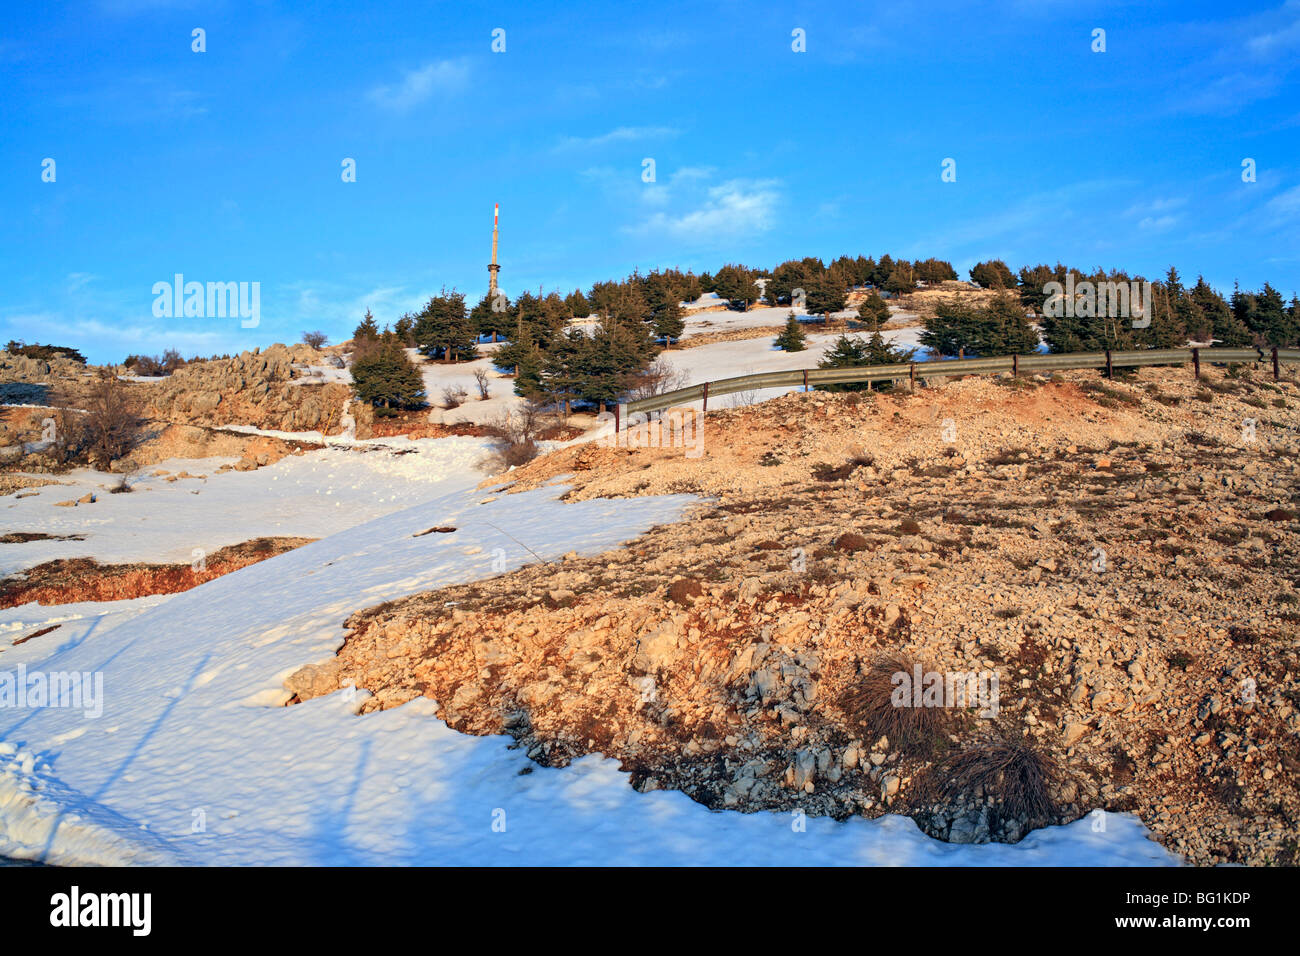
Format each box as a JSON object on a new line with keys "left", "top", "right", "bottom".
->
{"left": 702, "top": 381, "right": 709, "bottom": 412}
{"left": 1012, "top": 354, "right": 1019, "bottom": 378}
{"left": 614, "top": 402, "right": 621, "bottom": 435}
{"left": 909, "top": 363, "right": 916, "bottom": 390}
{"left": 802, "top": 368, "right": 809, "bottom": 393}
{"left": 1192, "top": 347, "right": 1200, "bottom": 380}
{"left": 1105, "top": 349, "right": 1113, "bottom": 379}
{"left": 1273, "top": 347, "right": 1280, "bottom": 381}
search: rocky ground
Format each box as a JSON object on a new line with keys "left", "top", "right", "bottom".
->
{"left": 291, "top": 361, "right": 1300, "bottom": 865}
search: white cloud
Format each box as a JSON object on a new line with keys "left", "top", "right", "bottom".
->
{"left": 629, "top": 178, "right": 780, "bottom": 241}
{"left": 368, "top": 60, "right": 468, "bottom": 111}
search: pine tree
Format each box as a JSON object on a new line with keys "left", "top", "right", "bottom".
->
{"left": 816, "top": 335, "right": 872, "bottom": 392}
{"left": 471, "top": 292, "right": 510, "bottom": 342}
{"left": 713, "top": 263, "right": 760, "bottom": 310}
{"left": 804, "top": 272, "right": 847, "bottom": 320}
{"left": 883, "top": 264, "right": 916, "bottom": 296}
{"left": 921, "top": 299, "right": 983, "bottom": 356}
{"left": 414, "top": 288, "right": 477, "bottom": 363}
{"left": 774, "top": 313, "right": 807, "bottom": 351}
{"left": 970, "top": 260, "right": 1016, "bottom": 289}
{"left": 565, "top": 289, "right": 591, "bottom": 318}
{"left": 651, "top": 293, "right": 685, "bottom": 346}
{"left": 856, "top": 291, "right": 891, "bottom": 330}
{"left": 393, "top": 314, "right": 416, "bottom": 347}
{"left": 981, "top": 293, "right": 1041, "bottom": 354}
{"left": 767, "top": 260, "right": 809, "bottom": 307}
{"left": 539, "top": 328, "right": 587, "bottom": 416}
{"left": 353, "top": 309, "right": 380, "bottom": 343}
{"left": 351, "top": 339, "right": 425, "bottom": 415}
{"left": 1016, "top": 264, "right": 1057, "bottom": 316}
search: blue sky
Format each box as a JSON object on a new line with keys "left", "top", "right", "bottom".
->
{"left": 2, "top": 0, "right": 1299, "bottom": 363}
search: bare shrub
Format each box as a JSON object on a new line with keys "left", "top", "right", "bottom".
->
{"left": 472, "top": 367, "right": 491, "bottom": 400}
{"left": 485, "top": 401, "right": 544, "bottom": 470}
{"left": 727, "top": 387, "right": 758, "bottom": 408}
{"left": 839, "top": 656, "right": 949, "bottom": 755}
{"left": 441, "top": 385, "right": 469, "bottom": 409}
{"left": 628, "top": 357, "right": 688, "bottom": 401}
{"left": 41, "top": 392, "right": 87, "bottom": 469}
{"left": 82, "top": 374, "right": 142, "bottom": 467}
{"left": 301, "top": 331, "right": 329, "bottom": 349}
{"left": 936, "top": 735, "right": 1058, "bottom": 828}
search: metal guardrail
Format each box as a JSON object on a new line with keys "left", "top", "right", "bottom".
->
{"left": 616, "top": 346, "right": 1293, "bottom": 430}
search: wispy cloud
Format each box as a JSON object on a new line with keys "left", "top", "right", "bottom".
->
{"left": 628, "top": 178, "right": 781, "bottom": 241}
{"left": 554, "top": 126, "right": 679, "bottom": 151}
{"left": 368, "top": 60, "right": 468, "bottom": 111}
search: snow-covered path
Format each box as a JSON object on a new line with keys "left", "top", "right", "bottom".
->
{"left": 0, "top": 444, "right": 1180, "bottom": 866}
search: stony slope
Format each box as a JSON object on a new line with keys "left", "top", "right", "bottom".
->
{"left": 293, "top": 362, "right": 1299, "bottom": 864}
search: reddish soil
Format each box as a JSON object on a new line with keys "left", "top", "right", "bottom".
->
{"left": 0, "top": 536, "right": 315, "bottom": 608}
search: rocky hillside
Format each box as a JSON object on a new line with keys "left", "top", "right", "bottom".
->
{"left": 293, "top": 361, "right": 1300, "bottom": 865}
{"left": 143, "top": 343, "right": 350, "bottom": 434}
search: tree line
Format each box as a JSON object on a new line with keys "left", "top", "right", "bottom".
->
{"left": 923, "top": 260, "right": 1300, "bottom": 357}
{"left": 347, "top": 254, "right": 1298, "bottom": 414}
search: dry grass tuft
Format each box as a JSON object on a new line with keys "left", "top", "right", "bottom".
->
{"left": 938, "top": 735, "right": 1058, "bottom": 826}
{"left": 839, "top": 656, "right": 948, "bottom": 755}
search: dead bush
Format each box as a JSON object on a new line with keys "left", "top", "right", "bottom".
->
{"left": 441, "top": 385, "right": 469, "bottom": 409}
{"left": 839, "top": 656, "right": 949, "bottom": 755}
{"left": 472, "top": 368, "right": 491, "bottom": 400}
{"left": 834, "top": 532, "right": 870, "bottom": 552}
{"left": 484, "top": 402, "right": 543, "bottom": 470}
{"left": 83, "top": 373, "right": 142, "bottom": 467}
{"left": 936, "top": 735, "right": 1059, "bottom": 828}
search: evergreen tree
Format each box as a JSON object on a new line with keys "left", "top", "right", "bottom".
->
{"left": 509, "top": 342, "right": 547, "bottom": 398}
{"left": 565, "top": 289, "right": 591, "bottom": 318}
{"left": 353, "top": 309, "right": 380, "bottom": 343}
{"left": 914, "top": 258, "right": 958, "bottom": 284}
{"left": 351, "top": 339, "right": 425, "bottom": 414}
{"left": 414, "top": 288, "right": 477, "bottom": 362}
{"left": 920, "top": 299, "right": 984, "bottom": 356}
{"left": 1251, "top": 283, "right": 1297, "bottom": 347}
{"left": 817, "top": 335, "right": 879, "bottom": 392}
{"left": 883, "top": 263, "right": 917, "bottom": 295}
{"left": 767, "top": 260, "right": 810, "bottom": 307}
{"left": 970, "top": 260, "right": 1016, "bottom": 289}
{"left": 774, "top": 313, "right": 807, "bottom": 351}
{"left": 393, "top": 314, "right": 416, "bottom": 347}
{"left": 538, "top": 327, "right": 587, "bottom": 416}
{"left": 856, "top": 291, "right": 891, "bottom": 330}
{"left": 576, "top": 320, "right": 654, "bottom": 411}
{"left": 804, "top": 272, "right": 847, "bottom": 319}
{"left": 1017, "top": 264, "right": 1059, "bottom": 315}
{"left": 713, "top": 263, "right": 761, "bottom": 310}
{"left": 1191, "top": 277, "right": 1249, "bottom": 346}
{"left": 981, "top": 293, "right": 1041, "bottom": 354}
{"left": 650, "top": 292, "right": 685, "bottom": 346}
{"left": 871, "top": 254, "right": 895, "bottom": 288}
{"left": 471, "top": 292, "right": 510, "bottom": 342}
